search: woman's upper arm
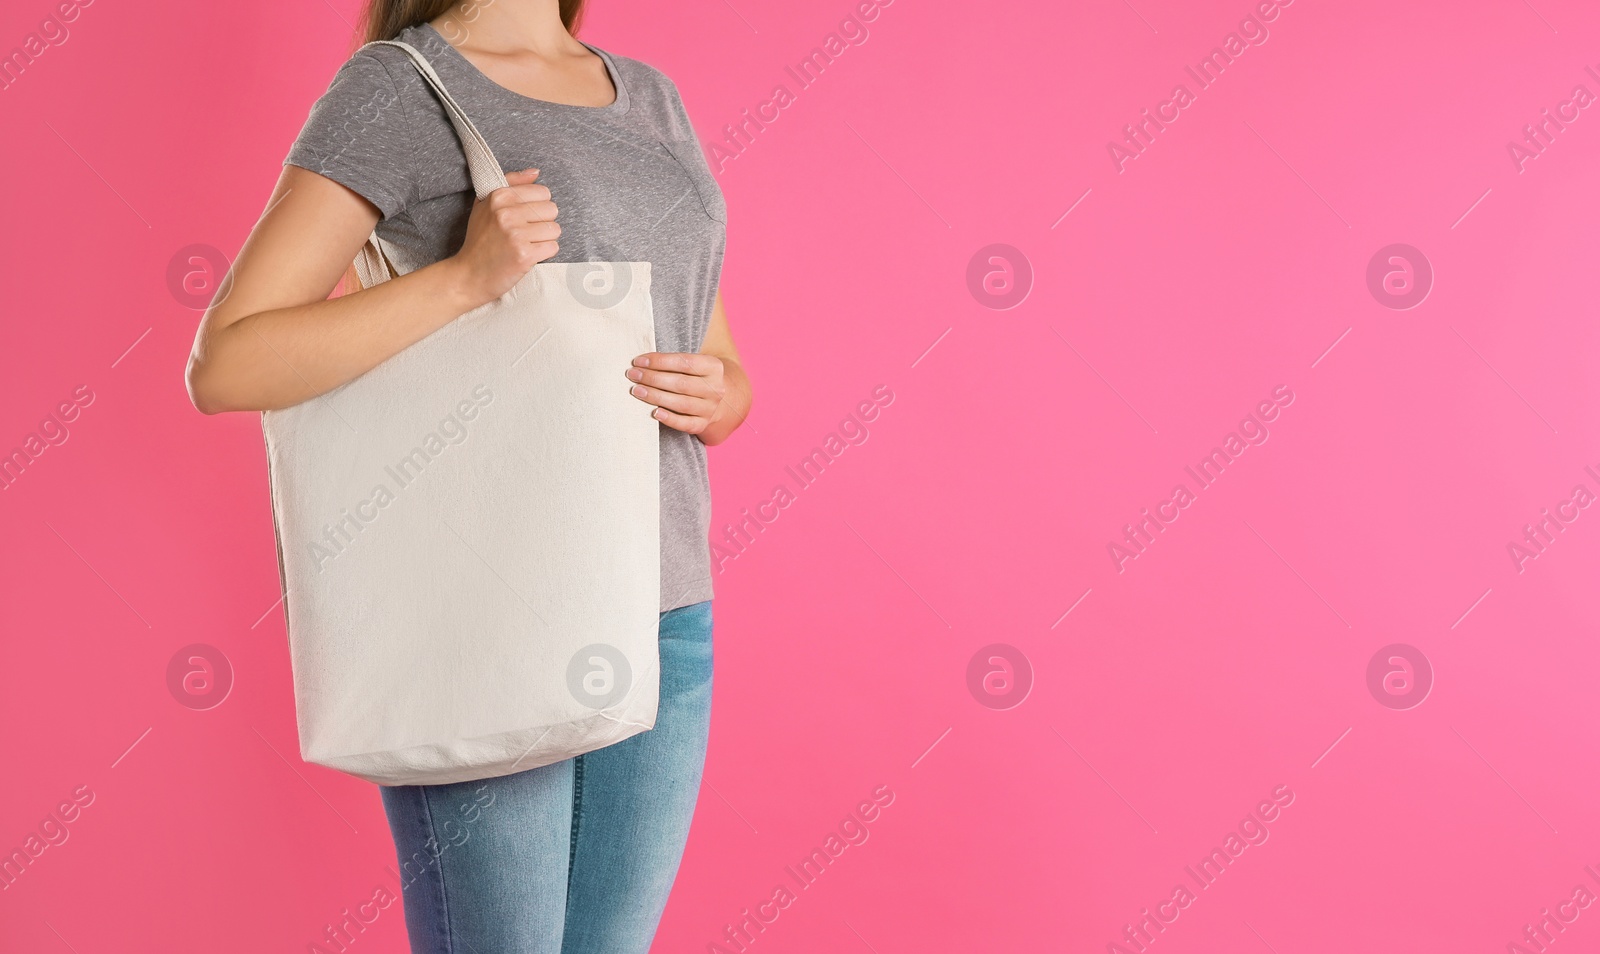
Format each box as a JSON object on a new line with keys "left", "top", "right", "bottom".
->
{"left": 194, "top": 49, "right": 418, "bottom": 339}
{"left": 195, "top": 166, "right": 381, "bottom": 336}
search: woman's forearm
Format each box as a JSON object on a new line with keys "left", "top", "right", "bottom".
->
{"left": 186, "top": 257, "right": 481, "bottom": 414}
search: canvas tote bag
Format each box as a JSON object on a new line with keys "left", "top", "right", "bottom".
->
{"left": 261, "top": 39, "right": 661, "bottom": 787}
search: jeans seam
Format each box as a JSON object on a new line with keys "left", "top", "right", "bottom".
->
{"left": 567, "top": 752, "right": 585, "bottom": 907}
{"left": 419, "top": 787, "right": 454, "bottom": 954}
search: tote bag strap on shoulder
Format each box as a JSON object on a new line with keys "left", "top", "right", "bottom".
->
{"left": 352, "top": 39, "right": 511, "bottom": 289}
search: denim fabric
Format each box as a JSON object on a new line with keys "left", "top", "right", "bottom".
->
{"left": 379, "top": 600, "right": 713, "bottom": 953}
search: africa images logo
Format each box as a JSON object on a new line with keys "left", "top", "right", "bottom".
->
{"left": 565, "top": 644, "right": 632, "bottom": 709}
{"left": 565, "top": 262, "right": 633, "bottom": 310}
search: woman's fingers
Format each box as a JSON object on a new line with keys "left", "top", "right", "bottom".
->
{"left": 647, "top": 405, "right": 709, "bottom": 435}
{"left": 526, "top": 199, "right": 558, "bottom": 221}
{"left": 487, "top": 174, "right": 556, "bottom": 220}
{"left": 623, "top": 353, "right": 728, "bottom": 424}
{"left": 494, "top": 171, "right": 549, "bottom": 202}
{"left": 628, "top": 382, "right": 717, "bottom": 417}
{"left": 490, "top": 187, "right": 550, "bottom": 206}
{"left": 492, "top": 199, "right": 558, "bottom": 226}
{"left": 514, "top": 240, "right": 560, "bottom": 266}
{"left": 625, "top": 367, "right": 718, "bottom": 398}
{"left": 510, "top": 220, "right": 562, "bottom": 244}
{"left": 631, "top": 351, "right": 719, "bottom": 375}
{"left": 508, "top": 214, "right": 566, "bottom": 240}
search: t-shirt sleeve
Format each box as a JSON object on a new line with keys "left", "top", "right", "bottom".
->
{"left": 284, "top": 51, "right": 417, "bottom": 219}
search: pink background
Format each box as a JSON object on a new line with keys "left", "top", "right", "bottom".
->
{"left": 4, "top": 0, "right": 1600, "bottom": 950}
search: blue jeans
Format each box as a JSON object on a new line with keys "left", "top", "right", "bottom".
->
{"left": 380, "top": 601, "right": 713, "bottom": 953}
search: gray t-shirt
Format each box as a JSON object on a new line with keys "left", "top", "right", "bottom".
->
{"left": 284, "top": 22, "right": 726, "bottom": 611}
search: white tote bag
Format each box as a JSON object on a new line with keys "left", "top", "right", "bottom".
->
{"left": 262, "top": 40, "right": 660, "bottom": 787}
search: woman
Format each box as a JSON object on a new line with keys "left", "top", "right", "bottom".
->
{"left": 184, "top": 0, "right": 750, "bottom": 950}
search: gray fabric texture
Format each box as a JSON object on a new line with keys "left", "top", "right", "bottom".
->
{"left": 283, "top": 22, "right": 726, "bottom": 611}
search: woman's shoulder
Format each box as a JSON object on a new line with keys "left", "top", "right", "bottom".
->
{"left": 334, "top": 23, "right": 444, "bottom": 95}
{"left": 284, "top": 26, "right": 452, "bottom": 218}
{"left": 293, "top": 27, "right": 437, "bottom": 131}
{"left": 591, "top": 46, "right": 700, "bottom": 139}
{"left": 599, "top": 47, "right": 678, "bottom": 95}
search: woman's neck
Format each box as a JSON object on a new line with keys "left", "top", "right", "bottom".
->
{"left": 431, "top": 0, "right": 580, "bottom": 57}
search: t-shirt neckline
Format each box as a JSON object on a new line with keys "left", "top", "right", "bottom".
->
{"left": 416, "top": 21, "right": 630, "bottom": 115}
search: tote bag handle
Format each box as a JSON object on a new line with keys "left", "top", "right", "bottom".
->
{"left": 352, "top": 39, "right": 512, "bottom": 289}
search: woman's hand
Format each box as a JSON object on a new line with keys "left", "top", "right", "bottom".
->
{"left": 626, "top": 352, "right": 746, "bottom": 444}
{"left": 629, "top": 293, "right": 751, "bottom": 445}
{"left": 447, "top": 168, "right": 560, "bottom": 308}
{"left": 185, "top": 164, "right": 533, "bottom": 414}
